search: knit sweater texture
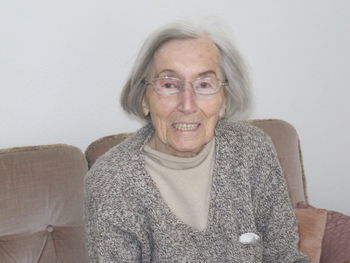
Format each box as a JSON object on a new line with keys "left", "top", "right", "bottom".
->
{"left": 85, "top": 120, "right": 308, "bottom": 262}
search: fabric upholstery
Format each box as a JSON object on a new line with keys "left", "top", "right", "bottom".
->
{"left": 0, "top": 145, "right": 89, "bottom": 263}
{"left": 85, "top": 119, "right": 308, "bottom": 206}
{"left": 297, "top": 202, "right": 350, "bottom": 263}
{"left": 85, "top": 133, "right": 130, "bottom": 169}
{"left": 320, "top": 210, "right": 350, "bottom": 263}
{"left": 249, "top": 119, "right": 307, "bottom": 207}
{"left": 294, "top": 207, "right": 327, "bottom": 263}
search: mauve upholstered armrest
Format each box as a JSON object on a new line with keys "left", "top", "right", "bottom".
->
{"left": 296, "top": 202, "right": 350, "bottom": 263}
{"left": 320, "top": 210, "right": 350, "bottom": 263}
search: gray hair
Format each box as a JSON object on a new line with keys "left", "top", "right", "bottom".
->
{"left": 120, "top": 21, "right": 252, "bottom": 122}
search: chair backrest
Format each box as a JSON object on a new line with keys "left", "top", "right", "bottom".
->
{"left": 85, "top": 119, "right": 307, "bottom": 207}
{"left": 0, "top": 144, "right": 89, "bottom": 263}
{"left": 249, "top": 119, "right": 307, "bottom": 206}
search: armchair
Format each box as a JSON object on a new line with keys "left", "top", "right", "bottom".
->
{"left": 0, "top": 145, "right": 89, "bottom": 262}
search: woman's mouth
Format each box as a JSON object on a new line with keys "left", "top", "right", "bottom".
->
{"left": 172, "top": 123, "right": 200, "bottom": 131}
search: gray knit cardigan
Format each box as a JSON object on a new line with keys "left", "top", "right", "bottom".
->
{"left": 85, "top": 120, "right": 308, "bottom": 262}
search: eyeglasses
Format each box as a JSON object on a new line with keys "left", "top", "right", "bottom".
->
{"left": 145, "top": 76, "right": 226, "bottom": 95}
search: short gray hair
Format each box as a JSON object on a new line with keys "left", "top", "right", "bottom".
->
{"left": 120, "top": 21, "right": 252, "bottom": 122}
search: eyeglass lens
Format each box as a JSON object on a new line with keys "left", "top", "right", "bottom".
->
{"left": 155, "top": 77, "right": 219, "bottom": 95}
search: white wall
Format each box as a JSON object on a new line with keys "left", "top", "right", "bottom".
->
{"left": 1, "top": 0, "right": 349, "bottom": 215}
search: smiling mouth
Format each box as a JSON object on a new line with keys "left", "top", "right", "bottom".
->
{"left": 172, "top": 123, "right": 200, "bottom": 131}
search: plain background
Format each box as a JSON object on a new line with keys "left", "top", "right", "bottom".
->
{"left": 1, "top": 1, "right": 349, "bottom": 215}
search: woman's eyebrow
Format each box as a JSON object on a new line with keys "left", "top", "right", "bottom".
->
{"left": 156, "top": 70, "right": 217, "bottom": 78}
{"left": 157, "top": 69, "right": 178, "bottom": 77}
{"left": 198, "top": 70, "right": 217, "bottom": 77}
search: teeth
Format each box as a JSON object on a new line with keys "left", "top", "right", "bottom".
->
{"left": 174, "top": 123, "right": 199, "bottom": 131}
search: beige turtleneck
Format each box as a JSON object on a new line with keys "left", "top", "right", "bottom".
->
{"left": 143, "top": 139, "right": 215, "bottom": 231}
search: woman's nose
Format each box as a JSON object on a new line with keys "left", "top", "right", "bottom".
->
{"left": 176, "top": 84, "right": 198, "bottom": 114}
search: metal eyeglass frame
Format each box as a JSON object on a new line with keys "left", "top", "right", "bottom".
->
{"left": 144, "top": 76, "right": 227, "bottom": 95}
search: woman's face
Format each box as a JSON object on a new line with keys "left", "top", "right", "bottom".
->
{"left": 143, "top": 38, "right": 226, "bottom": 157}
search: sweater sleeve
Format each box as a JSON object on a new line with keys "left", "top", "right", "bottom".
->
{"left": 84, "top": 167, "right": 146, "bottom": 263}
{"left": 252, "top": 136, "right": 309, "bottom": 263}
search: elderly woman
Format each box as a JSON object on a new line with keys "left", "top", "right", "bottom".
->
{"left": 85, "top": 22, "right": 307, "bottom": 262}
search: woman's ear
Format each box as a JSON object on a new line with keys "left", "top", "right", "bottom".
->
{"left": 142, "top": 98, "right": 150, "bottom": 116}
{"left": 219, "top": 99, "right": 226, "bottom": 118}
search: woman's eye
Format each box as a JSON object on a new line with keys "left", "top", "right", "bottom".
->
{"left": 199, "top": 82, "right": 212, "bottom": 88}
{"left": 163, "top": 82, "right": 176, "bottom": 89}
